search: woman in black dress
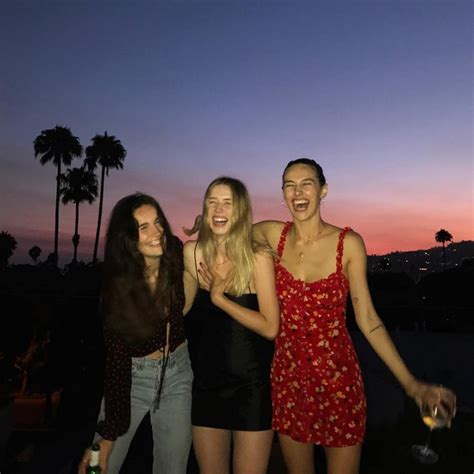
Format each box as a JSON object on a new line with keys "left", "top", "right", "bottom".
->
{"left": 183, "top": 177, "right": 280, "bottom": 474}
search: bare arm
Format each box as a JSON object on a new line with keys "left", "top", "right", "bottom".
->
{"left": 346, "top": 232, "right": 456, "bottom": 413}
{"left": 199, "top": 252, "right": 280, "bottom": 340}
{"left": 183, "top": 241, "right": 199, "bottom": 315}
{"left": 252, "top": 220, "right": 283, "bottom": 250}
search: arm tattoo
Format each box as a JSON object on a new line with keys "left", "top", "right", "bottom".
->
{"left": 368, "top": 323, "right": 384, "bottom": 334}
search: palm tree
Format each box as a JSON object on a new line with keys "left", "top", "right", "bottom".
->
{"left": 435, "top": 229, "right": 453, "bottom": 271}
{"left": 84, "top": 131, "right": 126, "bottom": 263}
{"left": 34, "top": 126, "right": 83, "bottom": 261}
{"left": 60, "top": 167, "right": 98, "bottom": 263}
{"left": 0, "top": 231, "right": 17, "bottom": 269}
{"left": 28, "top": 245, "right": 42, "bottom": 265}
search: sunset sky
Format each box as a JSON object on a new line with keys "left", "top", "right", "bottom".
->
{"left": 1, "top": 0, "right": 472, "bottom": 264}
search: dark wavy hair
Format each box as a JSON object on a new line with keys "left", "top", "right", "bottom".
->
{"left": 101, "top": 193, "right": 182, "bottom": 344}
{"left": 282, "top": 158, "right": 326, "bottom": 187}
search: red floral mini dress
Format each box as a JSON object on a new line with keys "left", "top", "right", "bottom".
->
{"left": 271, "top": 223, "right": 366, "bottom": 447}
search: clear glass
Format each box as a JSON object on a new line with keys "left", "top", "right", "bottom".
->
{"left": 411, "top": 401, "right": 452, "bottom": 464}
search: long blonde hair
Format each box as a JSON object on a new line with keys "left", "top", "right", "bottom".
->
{"left": 198, "top": 177, "right": 255, "bottom": 296}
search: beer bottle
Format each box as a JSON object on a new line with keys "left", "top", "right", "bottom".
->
{"left": 87, "top": 443, "right": 101, "bottom": 473}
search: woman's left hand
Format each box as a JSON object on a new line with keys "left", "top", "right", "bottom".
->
{"left": 408, "top": 380, "right": 457, "bottom": 424}
{"left": 198, "top": 262, "right": 226, "bottom": 304}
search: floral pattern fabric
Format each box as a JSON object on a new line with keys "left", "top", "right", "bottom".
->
{"left": 271, "top": 223, "right": 366, "bottom": 447}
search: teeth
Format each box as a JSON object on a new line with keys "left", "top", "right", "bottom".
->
{"left": 213, "top": 217, "right": 228, "bottom": 223}
{"left": 293, "top": 200, "right": 309, "bottom": 211}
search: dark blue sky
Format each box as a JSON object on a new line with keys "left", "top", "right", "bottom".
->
{"left": 1, "top": 1, "right": 472, "bottom": 262}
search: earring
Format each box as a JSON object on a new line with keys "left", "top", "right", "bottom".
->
{"left": 281, "top": 200, "right": 287, "bottom": 207}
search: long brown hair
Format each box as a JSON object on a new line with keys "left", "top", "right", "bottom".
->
{"left": 101, "top": 193, "right": 182, "bottom": 344}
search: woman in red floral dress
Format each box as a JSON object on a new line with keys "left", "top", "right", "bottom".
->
{"left": 254, "top": 158, "right": 456, "bottom": 474}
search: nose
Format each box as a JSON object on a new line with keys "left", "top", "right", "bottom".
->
{"left": 294, "top": 184, "right": 304, "bottom": 195}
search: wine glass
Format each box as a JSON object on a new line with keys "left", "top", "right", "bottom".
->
{"left": 411, "top": 400, "right": 452, "bottom": 464}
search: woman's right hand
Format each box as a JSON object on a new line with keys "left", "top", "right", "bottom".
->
{"left": 78, "top": 438, "right": 114, "bottom": 474}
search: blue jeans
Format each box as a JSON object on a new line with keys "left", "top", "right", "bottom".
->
{"left": 97, "top": 342, "right": 193, "bottom": 473}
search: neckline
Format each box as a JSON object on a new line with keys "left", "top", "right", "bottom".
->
{"left": 276, "top": 262, "right": 347, "bottom": 286}
{"left": 197, "top": 287, "right": 257, "bottom": 297}
{"left": 276, "top": 221, "right": 350, "bottom": 286}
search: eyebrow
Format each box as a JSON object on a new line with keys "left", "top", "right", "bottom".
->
{"left": 283, "top": 178, "right": 315, "bottom": 184}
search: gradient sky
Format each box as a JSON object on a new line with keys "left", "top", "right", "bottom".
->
{"left": 1, "top": 0, "right": 472, "bottom": 264}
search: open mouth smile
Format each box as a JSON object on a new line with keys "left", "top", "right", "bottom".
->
{"left": 293, "top": 199, "right": 310, "bottom": 211}
{"left": 212, "top": 216, "right": 229, "bottom": 226}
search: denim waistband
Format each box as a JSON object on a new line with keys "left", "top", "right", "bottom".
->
{"left": 132, "top": 341, "right": 188, "bottom": 370}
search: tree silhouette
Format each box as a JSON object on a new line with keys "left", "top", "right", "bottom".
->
{"left": 34, "top": 126, "right": 83, "bottom": 261}
{"left": 0, "top": 231, "right": 17, "bottom": 269}
{"left": 28, "top": 245, "right": 42, "bottom": 265}
{"left": 435, "top": 229, "right": 453, "bottom": 271}
{"left": 84, "top": 131, "right": 126, "bottom": 263}
{"left": 60, "top": 167, "right": 98, "bottom": 263}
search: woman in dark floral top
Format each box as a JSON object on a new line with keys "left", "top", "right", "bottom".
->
{"left": 79, "top": 193, "right": 192, "bottom": 474}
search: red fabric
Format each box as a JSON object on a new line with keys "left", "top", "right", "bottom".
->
{"left": 271, "top": 222, "right": 366, "bottom": 447}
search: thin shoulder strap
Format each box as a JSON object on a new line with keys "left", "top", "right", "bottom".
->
{"left": 193, "top": 242, "right": 200, "bottom": 285}
{"left": 277, "top": 222, "right": 292, "bottom": 258}
{"left": 336, "top": 227, "right": 352, "bottom": 273}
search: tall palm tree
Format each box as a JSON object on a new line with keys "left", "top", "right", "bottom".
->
{"left": 28, "top": 245, "right": 42, "bottom": 265}
{"left": 0, "top": 231, "right": 17, "bottom": 269}
{"left": 435, "top": 229, "right": 453, "bottom": 271}
{"left": 34, "top": 126, "right": 83, "bottom": 261}
{"left": 60, "top": 167, "right": 98, "bottom": 263}
{"left": 84, "top": 131, "right": 126, "bottom": 263}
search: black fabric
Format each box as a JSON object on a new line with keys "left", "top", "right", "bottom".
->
{"left": 185, "top": 289, "right": 274, "bottom": 430}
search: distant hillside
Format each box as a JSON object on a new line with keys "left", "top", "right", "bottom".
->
{"left": 367, "top": 240, "right": 473, "bottom": 277}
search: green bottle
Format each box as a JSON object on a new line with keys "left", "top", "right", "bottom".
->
{"left": 87, "top": 443, "right": 101, "bottom": 473}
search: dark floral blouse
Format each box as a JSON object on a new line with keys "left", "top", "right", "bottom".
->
{"left": 96, "top": 250, "right": 186, "bottom": 441}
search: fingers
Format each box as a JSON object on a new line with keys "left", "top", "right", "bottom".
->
{"left": 198, "top": 262, "right": 213, "bottom": 287}
{"left": 78, "top": 449, "right": 90, "bottom": 474}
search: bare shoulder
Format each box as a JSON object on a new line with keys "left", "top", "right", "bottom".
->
{"left": 343, "top": 229, "right": 367, "bottom": 257}
{"left": 183, "top": 240, "right": 200, "bottom": 269}
{"left": 183, "top": 239, "right": 197, "bottom": 256}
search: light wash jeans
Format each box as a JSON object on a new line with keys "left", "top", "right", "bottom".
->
{"left": 96, "top": 342, "right": 193, "bottom": 474}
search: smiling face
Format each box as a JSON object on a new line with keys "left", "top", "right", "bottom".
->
{"left": 133, "top": 204, "right": 164, "bottom": 265}
{"left": 282, "top": 163, "right": 328, "bottom": 221}
{"left": 205, "top": 184, "right": 233, "bottom": 237}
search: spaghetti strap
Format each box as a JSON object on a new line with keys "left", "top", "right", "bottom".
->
{"left": 193, "top": 242, "right": 200, "bottom": 286}
{"left": 336, "top": 227, "right": 352, "bottom": 273}
{"left": 277, "top": 222, "right": 292, "bottom": 258}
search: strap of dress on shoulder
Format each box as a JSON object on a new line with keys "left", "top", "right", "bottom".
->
{"left": 336, "top": 227, "right": 352, "bottom": 272}
{"left": 277, "top": 221, "right": 292, "bottom": 258}
{"left": 193, "top": 242, "right": 200, "bottom": 285}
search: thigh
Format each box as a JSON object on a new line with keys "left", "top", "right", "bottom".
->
{"left": 278, "top": 433, "right": 315, "bottom": 474}
{"left": 96, "top": 360, "right": 154, "bottom": 473}
{"left": 232, "top": 430, "right": 274, "bottom": 474}
{"left": 325, "top": 444, "right": 361, "bottom": 474}
{"left": 105, "top": 401, "right": 149, "bottom": 473}
{"left": 150, "top": 347, "right": 193, "bottom": 474}
{"left": 192, "top": 426, "right": 231, "bottom": 474}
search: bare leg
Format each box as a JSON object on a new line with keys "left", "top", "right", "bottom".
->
{"left": 192, "top": 426, "right": 231, "bottom": 474}
{"left": 233, "top": 430, "right": 274, "bottom": 474}
{"left": 278, "top": 433, "right": 315, "bottom": 474}
{"left": 325, "top": 444, "right": 361, "bottom": 474}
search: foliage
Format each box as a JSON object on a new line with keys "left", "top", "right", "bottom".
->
{"left": 33, "top": 126, "right": 83, "bottom": 261}
{"left": 84, "top": 131, "right": 127, "bottom": 263}
{"left": 0, "top": 230, "right": 17, "bottom": 268}
{"left": 28, "top": 245, "right": 42, "bottom": 264}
